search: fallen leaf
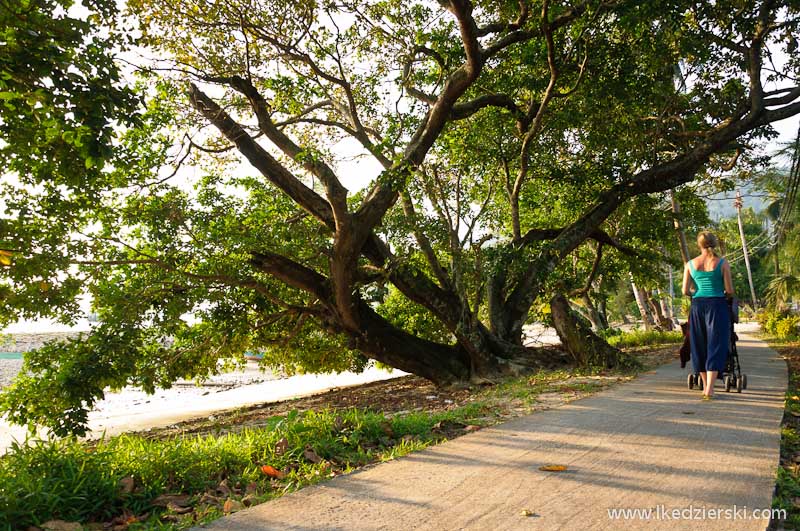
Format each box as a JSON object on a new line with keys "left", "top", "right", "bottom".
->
{"left": 217, "top": 478, "right": 232, "bottom": 496}
{"left": 198, "top": 492, "right": 221, "bottom": 506}
{"left": 151, "top": 493, "right": 191, "bottom": 507}
{"left": 167, "top": 502, "right": 193, "bottom": 514}
{"left": 538, "top": 465, "right": 568, "bottom": 472}
{"left": 242, "top": 493, "right": 259, "bottom": 507}
{"left": 432, "top": 420, "right": 466, "bottom": 432}
{"left": 41, "top": 522, "right": 82, "bottom": 531}
{"left": 223, "top": 498, "right": 245, "bottom": 514}
{"left": 464, "top": 425, "right": 481, "bottom": 432}
{"left": 261, "top": 465, "right": 285, "bottom": 479}
{"left": 118, "top": 476, "right": 135, "bottom": 495}
{"left": 304, "top": 446, "right": 322, "bottom": 463}
{"left": 274, "top": 437, "right": 289, "bottom": 455}
{"left": 245, "top": 482, "right": 259, "bottom": 495}
{"left": 333, "top": 416, "right": 345, "bottom": 431}
{"left": 520, "top": 509, "right": 536, "bottom": 517}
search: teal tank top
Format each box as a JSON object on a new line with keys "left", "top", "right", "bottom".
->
{"left": 689, "top": 258, "right": 725, "bottom": 298}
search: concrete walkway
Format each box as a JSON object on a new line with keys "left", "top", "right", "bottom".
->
{"left": 196, "top": 328, "right": 787, "bottom": 530}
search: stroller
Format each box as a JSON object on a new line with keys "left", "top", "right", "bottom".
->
{"left": 686, "top": 299, "right": 747, "bottom": 393}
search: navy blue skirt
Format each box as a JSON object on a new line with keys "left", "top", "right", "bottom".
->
{"left": 689, "top": 297, "right": 730, "bottom": 373}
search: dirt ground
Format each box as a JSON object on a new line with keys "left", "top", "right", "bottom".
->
{"left": 137, "top": 345, "right": 678, "bottom": 440}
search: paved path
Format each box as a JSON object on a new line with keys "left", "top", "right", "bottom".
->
{"left": 196, "top": 327, "right": 787, "bottom": 530}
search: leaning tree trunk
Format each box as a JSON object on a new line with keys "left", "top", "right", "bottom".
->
{"left": 655, "top": 288, "right": 675, "bottom": 330}
{"left": 597, "top": 298, "right": 610, "bottom": 329}
{"left": 630, "top": 277, "right": 655, "bottom": 330}
{"left": 581, "top": 292, "right": 607, "bottom": 331}
{"left": 550, "top": 293, "right": 638, "bottom": 369}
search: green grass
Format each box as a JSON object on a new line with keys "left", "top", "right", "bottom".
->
{"left": 606, "top": 329, "right": 683, "bottom": 349}
{"left": 0, "top": 407, "right": 487, "bottom": 530}
{"left": 0, "top": 364, "right": 642, "bottom": 530}
{"left": 766, "top": 338, "right": 800, "bottom": 529}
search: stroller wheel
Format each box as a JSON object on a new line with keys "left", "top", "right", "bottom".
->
{"left": 688, "top": 373, "right": 695, "bottom": 390}
{"left": 724, "top": 375, "right": 732, "bottom": 392}
{"left": 736, "top": 376, "right": 743, "bottom": 393}
{"left": 741, "top": 374, "right": 747, "bottom": 390}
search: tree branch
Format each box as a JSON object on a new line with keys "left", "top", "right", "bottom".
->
{"left": 220, "top": 75, "right": 350, "bottom": 224}
{"left": 450, "top": 93, "right": 524, "bottom": 120}
{"left": 187, "top": 83, "right": 336, "bottom": 231}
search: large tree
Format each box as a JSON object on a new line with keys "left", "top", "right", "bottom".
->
{"left": 2, "top": 0, "right": 800, "bottom": 434}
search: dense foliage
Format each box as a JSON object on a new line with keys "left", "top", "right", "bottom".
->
{"left": 2, "top": 0, "right": 800, "bottom": 434}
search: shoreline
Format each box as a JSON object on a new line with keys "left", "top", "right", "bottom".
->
{"left": 0, "top": 364, "right": 407, "bottom": 453}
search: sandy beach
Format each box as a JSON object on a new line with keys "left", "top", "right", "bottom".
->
{"left": 0, "top": 358, "right": 23, "bottom": 389}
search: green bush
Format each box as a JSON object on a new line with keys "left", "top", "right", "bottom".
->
{"left": 776, "top": 315, "right": 800, "bottom": 340}
{"left": 757, "top": 309, "right": 798, "bottom": 338}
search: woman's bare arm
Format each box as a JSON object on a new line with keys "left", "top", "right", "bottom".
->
{"left": 722, "top": 260, "right": 734, "bottom": 296}
{"left": 682, "top": 263, "right": 693, "bottom": 296}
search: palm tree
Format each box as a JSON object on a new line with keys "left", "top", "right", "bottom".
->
{"left": 764, "top": 274, "right": 800, "bottom": 311}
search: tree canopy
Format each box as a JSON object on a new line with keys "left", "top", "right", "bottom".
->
{"left": 2, "top": 0, "right": 800, "bottom": 435}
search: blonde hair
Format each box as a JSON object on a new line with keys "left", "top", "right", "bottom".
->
{"left": 697, "top": 231, "right": 719, "bottom": 254}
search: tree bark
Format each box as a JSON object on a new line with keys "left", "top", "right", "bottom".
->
{"left": 351, "top": 303, "right": 471, "bottom": 384}
{"left": 655, "top": 288, "right": 675, "bottom": 330}
{"left": 550, "top": 293, "right": 637, "bottom": 369}
{"left": 581, "top": 292, "right": 607, "bottom": 331}
{"left": 630, "top": 277, "right": 655, "bottom": 330}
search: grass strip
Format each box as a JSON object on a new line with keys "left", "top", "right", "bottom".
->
{"left": 766, "top": 337, "right": 800, "bottom": 529}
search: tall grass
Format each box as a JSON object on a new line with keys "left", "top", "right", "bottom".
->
{"left": 606, "top": 329, "right": 683, "bottom": 349}
{"left": 0, "top": 406, "right": 487, "bottom": 529}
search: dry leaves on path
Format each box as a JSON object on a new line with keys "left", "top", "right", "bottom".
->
{"left": 538, "top": 465, "right": 569, "bottom": 472}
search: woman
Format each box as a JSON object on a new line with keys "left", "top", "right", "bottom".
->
{"left": 681, "top": 231, "right": 735, "bottom": 400}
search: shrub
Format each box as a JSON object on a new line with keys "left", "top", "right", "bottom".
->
{"left": 776, "top": 315, "right": 800, "bottom": 340}
{"left": 606, "top": 329, "right": 683, "bottom": 348}
{"left": 757, "top": 309, "right": 796, "bottom": 336}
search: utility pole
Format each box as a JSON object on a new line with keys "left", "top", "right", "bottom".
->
{"left": 734, "top": 190, "right": 758, "bottom": 309}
